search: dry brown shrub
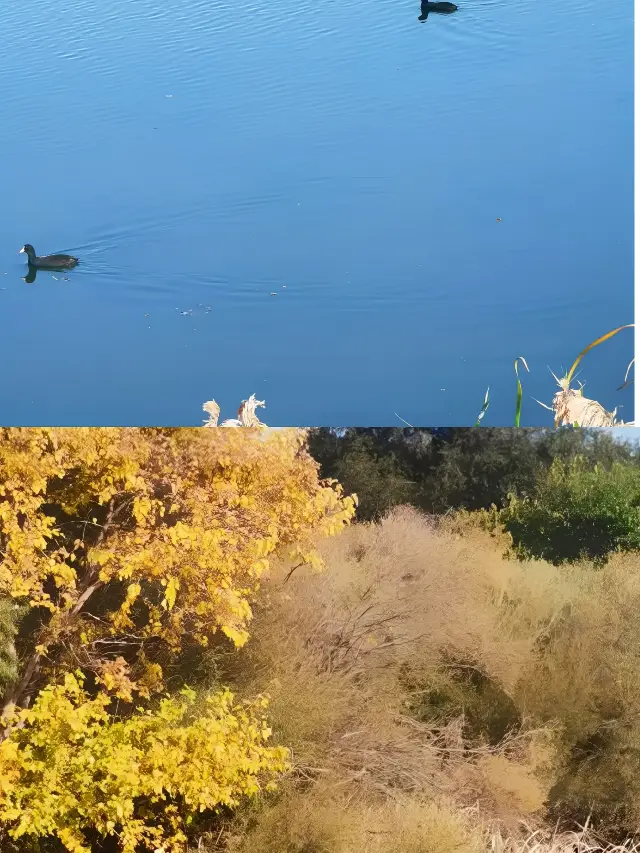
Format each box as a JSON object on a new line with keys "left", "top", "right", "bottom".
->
{"left": 221, "top": 508, "right": 557, "bottom": 824}
{"left": 192, "top": 507, "right": 640, "bottom": 852}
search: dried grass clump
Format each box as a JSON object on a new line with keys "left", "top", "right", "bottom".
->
{"left": 202, "top": 394, "right": 267, "bottom": 427}
{"left": 550, "top": 379, "right": 620, "bottom": 427}
{"left": 541, "top": 325, "right": 634, "bottom": 427}
{"left": 491, "top": 825, "right": 640, "bottom": 853}
{"left": 192, "top": 507, "right": 640, "bottom": 853}
{"left": 547, "top": 376, "right": 634, "bottom": 427}
{"left": 221, "top": 789, "right": 485, "bottom": 853}
{"left": 215, "top": 509, "right": 560, "bottom": 829}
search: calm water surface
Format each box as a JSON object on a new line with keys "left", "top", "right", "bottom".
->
{"left": 0, "top": 0, "right": 633, "bottom": 425}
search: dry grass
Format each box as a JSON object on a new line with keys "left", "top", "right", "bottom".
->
{"left": 221, "top": 790, "right": 486, "bottom": 853}
{"left": 491, "top": 828, "right": 640, "bottom": 853}
{"left": 190, "top": 507, "right": 640, "bottom": 853}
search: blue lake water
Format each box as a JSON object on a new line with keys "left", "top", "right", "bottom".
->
{"left": 0, "top": 0, "right": 633, "bottom": 426}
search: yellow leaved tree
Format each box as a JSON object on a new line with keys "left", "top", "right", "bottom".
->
{"left": 0, "top": 428, "right": 355, "bottom": 853}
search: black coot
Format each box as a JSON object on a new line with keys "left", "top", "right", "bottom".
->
{"left": 419, "top": 0, "right": 457, "bottom": 18}
{"left": 19, "top": 244, "right": 79, "bottom": 269}
{"left": 423, "top": 1, "right": 457, "bottom": 10}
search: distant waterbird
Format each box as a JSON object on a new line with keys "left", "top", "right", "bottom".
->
{"left": 19, "top": 244, "right": 79, "bottom": 270}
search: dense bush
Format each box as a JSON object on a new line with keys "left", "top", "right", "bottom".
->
{"left": 0, "top": 428, "right": 355, "bottom": 853}
{"left": 495, "top": 458, "right": 640, "bottom": 565}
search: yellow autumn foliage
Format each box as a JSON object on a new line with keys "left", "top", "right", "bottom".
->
{"left": 0, "top": 428, "right": 354, "bottom": 699}
{"left": 0, "top": 427, "right": 355, "bottom": 852}
{"left": 0, "top": 673, "right": 289, "bottom": 853}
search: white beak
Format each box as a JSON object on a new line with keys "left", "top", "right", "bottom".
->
{"left": 18, "top": 247, "right": 25, "bottom": 254}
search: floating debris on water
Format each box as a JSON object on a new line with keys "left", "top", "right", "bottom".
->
{"left": 175, "top": 306, "right": 210, "bottom": 317}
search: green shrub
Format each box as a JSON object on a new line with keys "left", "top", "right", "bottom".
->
{"left": 495, "top": 458, "right": 640, "bottom": 566}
